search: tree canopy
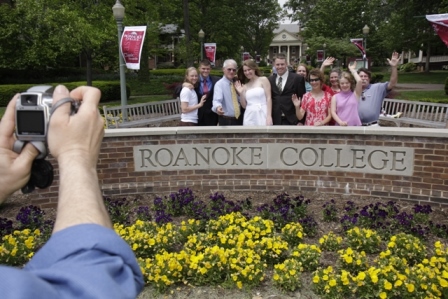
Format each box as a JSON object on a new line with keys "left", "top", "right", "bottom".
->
{"left": 0, "top": 0, "right": 282, "bottom": 75}
{"left": 284, "top": 0, "right": 447, "bottom": 66}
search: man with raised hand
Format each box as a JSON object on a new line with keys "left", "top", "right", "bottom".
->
{"left": 357, "top": 51, "right": 400, "bottom": 126}
{"left": 0, "top": 85, "right": 144, "bottom": 299}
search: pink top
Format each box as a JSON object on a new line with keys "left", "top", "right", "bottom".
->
{"left": 334, "top": 91, "right": 361, "bottom": 126}
{"left": 301, "top": 91, "right": 332, "bottom": 126}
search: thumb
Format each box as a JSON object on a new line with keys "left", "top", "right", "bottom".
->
{"left": 15, "top": 142, "right": 39, "bottom": 171}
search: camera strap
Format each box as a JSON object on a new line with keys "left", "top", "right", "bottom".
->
{"left": 50, "top": 97, "right": 80, "bottom": 116}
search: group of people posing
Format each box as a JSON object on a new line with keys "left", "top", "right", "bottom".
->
{"left": 178, "top": 52, "right": 400, "bottom": 127}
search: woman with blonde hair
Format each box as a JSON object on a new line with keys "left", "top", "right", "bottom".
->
{"left": 234, "top": 60, "right": 273, "bottom": 126}
{"left": 330, "top": 61, "right": 362, "bottom": 126}
{"left": 178, "top": 67, "right": 206, "bottom": 126}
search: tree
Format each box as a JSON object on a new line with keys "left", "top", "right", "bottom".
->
{"left": 186, "top": 0, "right": 281, "bottom": 64}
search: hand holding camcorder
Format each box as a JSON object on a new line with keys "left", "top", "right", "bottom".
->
{"left": 14, "top": 86, "right": 80, "bottom": 193}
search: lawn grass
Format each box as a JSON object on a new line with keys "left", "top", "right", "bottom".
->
{"left": 381, "top": 70, "right": 448, "bottom": 84}
{"left": 394, "top": 90, "right": 448, "bottom": 103}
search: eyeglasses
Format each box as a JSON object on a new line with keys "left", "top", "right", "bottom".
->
{"left": 226, "top": 68, "right": 237, "bottom": 72}
{"left": 309, "top": 78, "right": 320, "bottom": 82}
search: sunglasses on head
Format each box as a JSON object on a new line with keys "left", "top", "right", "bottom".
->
{"left": 309, "top": 78, "right": 320, "bottom": 82}
{"left": 227, "top": 68, "right": 237, "bottom": 72}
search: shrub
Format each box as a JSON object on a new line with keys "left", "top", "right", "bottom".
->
{"left": 0, "top": 81, "right": 130, "bottom": 107}
{"left": 399, "top": 62, "right": 416, "bottom": 72}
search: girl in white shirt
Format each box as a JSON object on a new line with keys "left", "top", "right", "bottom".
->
{"left": 179, "top": 67, "right": 206, "bottom": 126}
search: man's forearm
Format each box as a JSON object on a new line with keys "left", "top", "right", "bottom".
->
{"left": 53, "top": 158, "right": 111, "bottom": 233}
{"left": 388, "top": 66, "right": 398, "bottom": 90}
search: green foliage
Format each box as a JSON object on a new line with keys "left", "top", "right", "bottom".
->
{"left": 0, "top": 82, "right": 130, "bottom": 107}
{"left": 399, "top": 62, "right": 416, "bottom": 72}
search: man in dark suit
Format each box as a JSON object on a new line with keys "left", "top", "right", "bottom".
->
{"left": 196, "top": 60, "right": 219, "bottom": 126}
{"left": 269, "top": 53, "right": 306, "bottom": 125}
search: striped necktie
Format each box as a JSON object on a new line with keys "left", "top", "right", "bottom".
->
{"left": 277, "top": 76, "right": 283, "bottom": 93}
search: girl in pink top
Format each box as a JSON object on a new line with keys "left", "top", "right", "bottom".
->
{"left": 292, "top": 69, "right": 332, "bottom": 126}
{"left": 330, "top": 61, "right": 363, "bottom": 126}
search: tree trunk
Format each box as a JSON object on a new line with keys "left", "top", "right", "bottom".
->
{"left": 182, "top": 0, "right": 193, "bottom": 67}
{"left": 138, "top": 39, "right": 150, "bottom": 82}
{"left": 425, "top": 43, "right": 430, "bottom": 73}
{"left": 85, "top": 50, "right": 93, "bottom": 86}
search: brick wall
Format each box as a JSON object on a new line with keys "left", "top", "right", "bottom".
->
{"left": 31, "top": 127, "right": 448, "bottom": 208}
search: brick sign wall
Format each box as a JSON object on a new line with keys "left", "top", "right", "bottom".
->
{"left": 31, "top": 127, "right": 448, "bottom": 208}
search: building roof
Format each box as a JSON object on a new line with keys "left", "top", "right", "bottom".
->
{"left": 273, "top": 24, "right": 300, "bottom": 34}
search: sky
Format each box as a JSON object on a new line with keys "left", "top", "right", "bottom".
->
{"left": 278, "top": 0, "right": 287, "bottom": 6}
{"left": 278, "top": 0, "right": 292, "bottom": 24}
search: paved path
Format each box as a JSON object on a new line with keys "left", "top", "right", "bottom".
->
{"left": 395, "top": 83, "right": 444, "bottom": 91}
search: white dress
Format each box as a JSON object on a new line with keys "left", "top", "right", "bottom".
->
{"left": 244, "top": 87, "right": 267, "bottom": 126}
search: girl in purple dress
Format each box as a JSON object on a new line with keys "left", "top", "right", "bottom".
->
{"left": 330, "top": 61, "right": 362, "bottom": 126}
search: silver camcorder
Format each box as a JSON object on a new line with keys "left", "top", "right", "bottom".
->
{"left": 15, "top": 85, "right": 54, "bottom": 143}
{"left": 14, "top": 86, "right": 57, "bottom": 194}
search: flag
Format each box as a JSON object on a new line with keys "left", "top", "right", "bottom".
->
{"left": 120, "top": 26, "right": 147, "bottom": 70}
{"left": 350, "top": 38, "right": 366, "bottom": 58}
{"left": 204, "top": 43, "right": 217, "bottom": 65}
{"left": 426, "top": 14, "right": 448, "bottom": 47}
{"left": 316, "top": 50, "right": 324, "bottom": 62}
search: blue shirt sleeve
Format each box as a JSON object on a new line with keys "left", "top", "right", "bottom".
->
{"left": 0, "top": 224, "right": 144, "bottom": 299}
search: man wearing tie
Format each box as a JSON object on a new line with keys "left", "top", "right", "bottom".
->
{"left": 196, "top": 59, "right": 220, "bottom": 126}
{"left": 269, "top": 53, "right": 306, "bottom": 125}
{"left": 212, "top": 59, "right": 243, "bottom": 126}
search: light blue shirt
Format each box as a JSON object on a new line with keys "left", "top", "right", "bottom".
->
{"left": 358, "top": 82, "right": 389, "bottom": 123}
{"left": 0, "top": 224, "right": 144, "bottom": 299}
{"left": 212, "top": 76, "right": 240, "bottom": 117}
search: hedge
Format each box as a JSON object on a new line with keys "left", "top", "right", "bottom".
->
{"left": 0, "top": 81, "right": 130, "bottom": 107}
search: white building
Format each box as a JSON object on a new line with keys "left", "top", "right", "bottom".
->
{"left": 268, "top": 24, "right": 306, "bottom": 65}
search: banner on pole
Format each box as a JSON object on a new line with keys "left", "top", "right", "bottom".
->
{"left": 120, "top": 26, "right": 147, "bottom": 70}
{"left": 316, "top": 50, "right": 324, "bottom": 62}
{"left": 243, "top": 52, "right": 251, "bottom": 61}
{"left": 350, "top": 38, "right": 366, "bottom": 58}
{"left": 426, "top": 14, "right": 448, "bottom": 47}
{"left": 204, "top": 43, "right": 217, "bottom": 65}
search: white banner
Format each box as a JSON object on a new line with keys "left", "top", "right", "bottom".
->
{"left": 120, "top": 26, "right": 147, "bottom": 70}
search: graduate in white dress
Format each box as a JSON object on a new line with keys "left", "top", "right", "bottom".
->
{"left": 235, "top": 60, "right": 273, "bottom": 126}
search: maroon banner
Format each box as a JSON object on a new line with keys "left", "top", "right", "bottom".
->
{"left": 350, "top": 38, "right": 365, "bottom": 58}
{"left": 243, "top": 52, "right": 251, "bottom": 61}
{"left": 255, "top": 55, "right": 261, "bottom": 63}
{"left": 120, "top": 26, "right": 147, "bottom": 70}
{"left": 204, "top": 43, "right": 216, "bottom": 65}
{"left": 316, "top": 50, "right": 324, "bottom": 62}
{"left": 427, "top": 14, "right": 448, "bottom": 47}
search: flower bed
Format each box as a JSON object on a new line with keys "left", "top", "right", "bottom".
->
{"left": 1, "top": 189, "right": 448, "bottom": 298}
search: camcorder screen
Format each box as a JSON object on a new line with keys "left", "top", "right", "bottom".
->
{"left": 17, "top": 111, "right": 45, "bottom": 135}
